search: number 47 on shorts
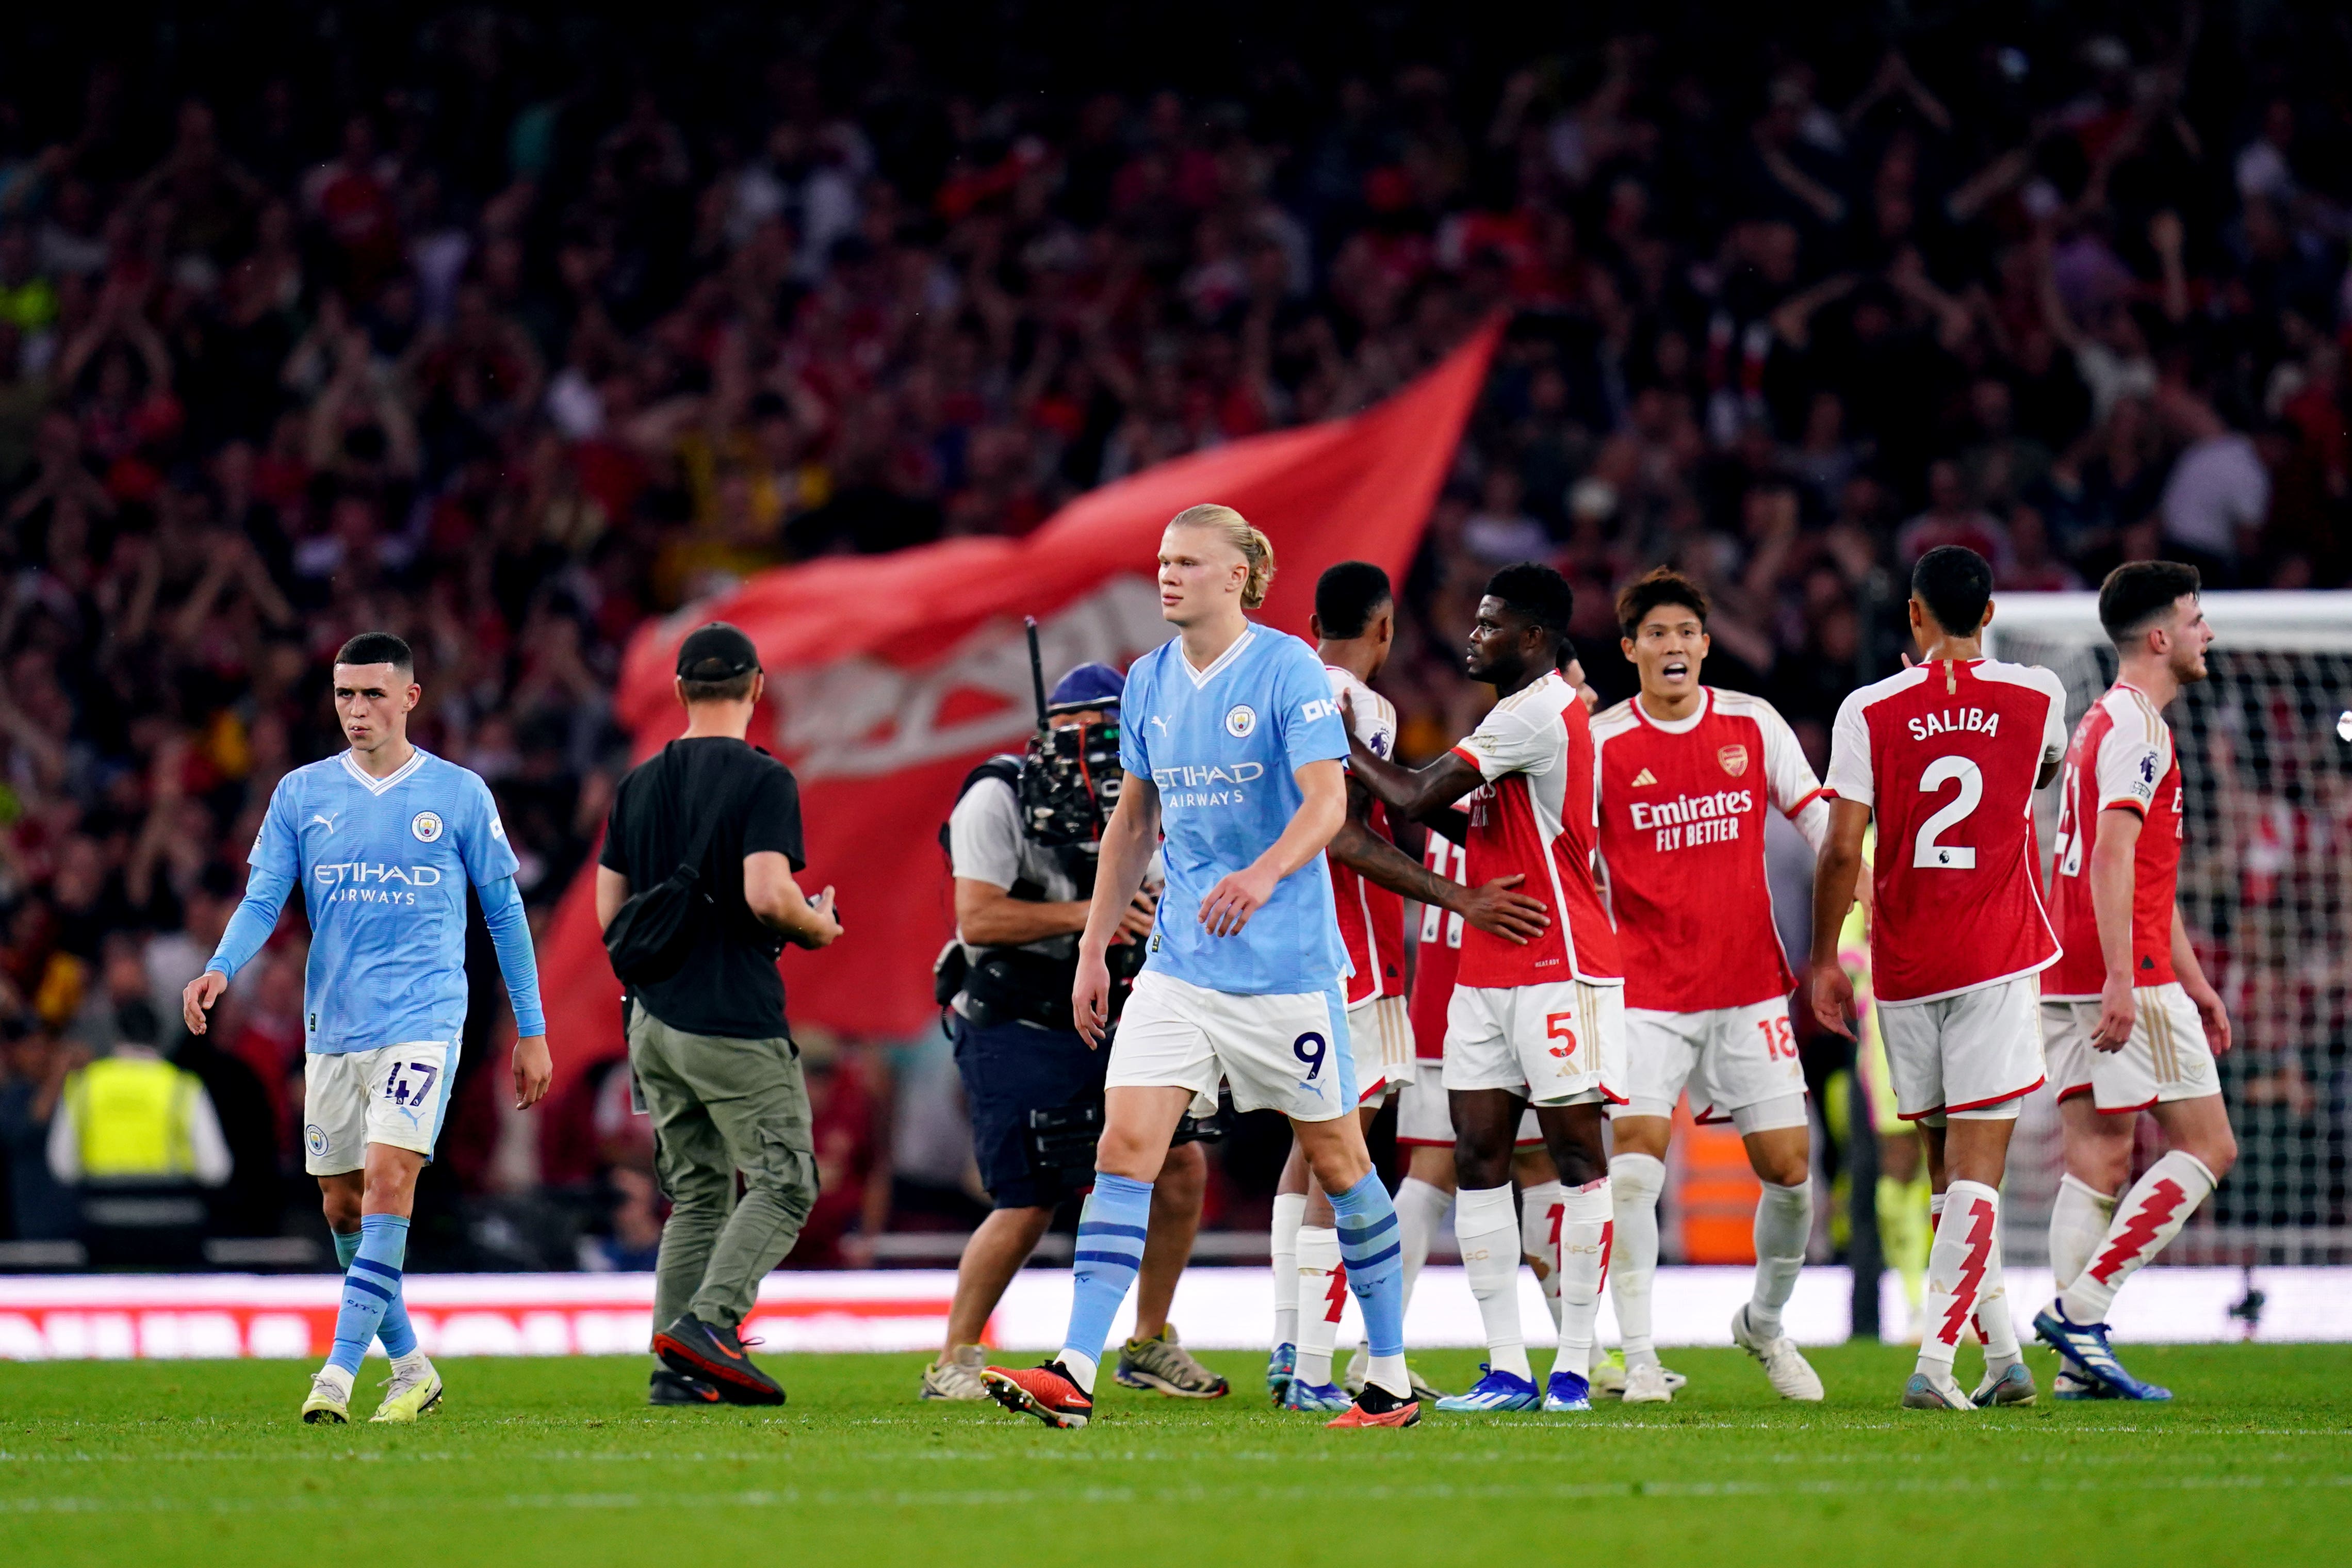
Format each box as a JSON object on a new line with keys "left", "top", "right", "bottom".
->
{"left": 384, "top": 1058, "right": 439, "bottom": 1109}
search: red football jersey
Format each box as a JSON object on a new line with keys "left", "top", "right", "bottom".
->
{"left": 1326, "top": 666, "right": 1408, "bottom": 1006}
{"left": 1824, "top": 657, "right": 2068, "bottom": 1004}
{"left": 1592, "top": 688, "right": 1831, "bottom": 1011}
{"left": 1448, "top": 670, "right": 1622, "bottom": 989}
{"left": 2045, "top": 682, "right": 2183, "bottom": 998}
{"left": 1408, "top": 831, "right": 1464, "bottom": 1063}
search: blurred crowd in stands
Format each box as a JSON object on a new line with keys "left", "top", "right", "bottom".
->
{"left": 1, "top": 5, "right": 2346, "bottom": 1264}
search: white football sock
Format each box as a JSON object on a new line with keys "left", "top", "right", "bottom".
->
{"left": 1519, "top": 1178, "right": 1566, "bottom": 1333}
{"left": 1918, "top": 1181, "right": 2001, "bottom": 1374}
{"left": 1270, "top": 1191, "right": 1306, "bottom": 1349}
{"left": 314, "top": 1362, "right": 354, "bottom": 1399}
{"left": 1747, "top": 1179, "right": 1810, "bottom": 1341}
{"left": 2048, "top": 1172, "right": 2120, "bottom": 1294}
{"left": 1294, "top": 1225, "right": 1344, "bottom": 1388}
{"left": 1549, "top": 1177, "right": 1612, "bottom": 1383}
{"left": 1607, "top": 1153, "right": 1664, "bottom": 1365}
{"left": 390, "top": 1348, "right": 433, "bottom": 1380}
{"left": 1973, "top": 1234, "right": 2022, "bottom": 1371}
{"left": 2060, "top": 1151, "right": 2218, "bottom": 1325}
{"left": 1455, "top": 1184, "right": 1531, "bottom": 1381}
{"left": 1058, "top": 1349, "right": 1097, "bottom": 1395}
{"left": 1393, "top": 1175, "right": 1450, "bottom": 1314}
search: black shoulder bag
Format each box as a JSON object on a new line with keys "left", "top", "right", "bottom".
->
{"left": 603, "top": 746, "right": 731, "bottom": 987}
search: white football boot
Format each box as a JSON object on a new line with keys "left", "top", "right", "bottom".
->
{"left": 1620, "top": 1359, "right": 1675, "bottom": 1404}
{"left": 1731, "top": 1303, "right": 1825, "bottom": 1401}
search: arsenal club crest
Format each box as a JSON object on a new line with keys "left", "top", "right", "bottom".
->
{"left": 1718, "top": 743, "right": 1750, "bottom": 777}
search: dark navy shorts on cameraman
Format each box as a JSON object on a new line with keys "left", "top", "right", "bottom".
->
{"left": 951, "top": 1014, "right": 1108, "bottom": 1211}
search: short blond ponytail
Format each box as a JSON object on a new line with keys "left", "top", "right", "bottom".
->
{"left": 1168, "top": 502, "right": 1276, "bottom": 608}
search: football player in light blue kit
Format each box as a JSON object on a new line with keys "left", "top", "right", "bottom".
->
{"left": 984, "top": 504, "right": 1419, "bottom": 1430}
{"left": 182, "top": 633, "right": 552, "bottom": 1425}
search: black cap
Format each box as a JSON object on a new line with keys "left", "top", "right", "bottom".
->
{"left": 676, "top": 622, "right": 761, "bottom": 681}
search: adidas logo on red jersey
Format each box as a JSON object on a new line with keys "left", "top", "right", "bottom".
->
{"left": 1630, "top": 768, "right": 1658, "bottom": 787}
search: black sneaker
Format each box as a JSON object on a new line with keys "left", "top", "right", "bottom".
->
{"left": 654, "top": 1313, "right": 786, "bottom": 1406}
{"left": 649, "top": 1367, "right": 722, "bottom": 1406}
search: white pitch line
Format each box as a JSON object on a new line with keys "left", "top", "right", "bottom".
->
{"left": 4, "top": 1427, "right": 2348, "bottom": 1467}
{"left": 5, "top": 1471, "right": 2350, "bottom": 1517}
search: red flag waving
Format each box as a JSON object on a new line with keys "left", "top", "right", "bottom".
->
{"left": 537, "top": 319, "right": 1500, "bottom": 1071}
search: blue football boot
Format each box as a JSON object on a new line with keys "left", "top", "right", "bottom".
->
{"left": 1282, "top": 1376, "right": 1353, "bottom": 1413}
{"left": 1540, "top": 1371, "right": 1592, "bottom": 1413}
{"left": 2034, "top": 1304, "right": 2172, "bottom": 1401}
{"left": 1266, "top": 1343, "right": 1297, "bottom": 1404}
{"left": 1434, "top": 1365, "right": 1542, "bottom": 1412}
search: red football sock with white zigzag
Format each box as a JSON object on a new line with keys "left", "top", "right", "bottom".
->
{"left": 1918, "top": 1180, "right": 2001, "bottom": 1373}
{"left": 2059, "top": 1151, "right": 2217, "bottom": 1325}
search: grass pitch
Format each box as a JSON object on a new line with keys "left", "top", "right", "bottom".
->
{"left": 3, "top": 1344, "right": 2347, "bottom": 1567}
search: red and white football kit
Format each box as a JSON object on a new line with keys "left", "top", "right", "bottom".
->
{"left": 1592, "top": 688, "right": 1827, "bottom": 1131}
{"left": 1824, "top": 657, "right": 2068, "bottom": 1119}
{"left": 1396, "top": 831, "right": 1540, "bottom": 1147}
{"left": 2043, "top": 682, "right": 2219, "bottom": 1110}
{"left": 1442, "top": 669, "right": 1626, "bottom": 1105}
{"left": 1326, "top": 665, "right": 1412, "bottom": 1103}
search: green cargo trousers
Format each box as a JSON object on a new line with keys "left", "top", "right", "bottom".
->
{"left": 626, "top": 1006, "right": 821, "bottom": 1340}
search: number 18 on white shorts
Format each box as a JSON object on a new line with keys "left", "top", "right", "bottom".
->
{"left": 1108, "top": 970, "right": 1357, "bottom": 1122}
{"left": 303, "top": 1041, "right": 460, "bottom": 1175}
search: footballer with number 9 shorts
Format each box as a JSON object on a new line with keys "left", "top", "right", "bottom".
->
{"left": 983, "top": 505, "right": 1420, "bottom": 1431}
{"left": 1590, "top": 568, "right": 1832, "bottom": 1405}
{"left": 1809, "top": 547, "right": 2067, "bottom": 1412}
{"left": 2034, "top": 561, "right": 2237, "bottom": 1401}
{"left": 183, "top": 633, "right": 553, "bottom": 1426}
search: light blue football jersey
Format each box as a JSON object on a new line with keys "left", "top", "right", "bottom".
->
{"left": 1119, "top": 625, "right": 1350, "bottom": 994}
{"left": 231, "top": 749, "right": 520, "bottom": 1054}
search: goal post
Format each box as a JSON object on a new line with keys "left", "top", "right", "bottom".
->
{"left": 1984, "top": 590, "right": 2352, "bottom": 1267}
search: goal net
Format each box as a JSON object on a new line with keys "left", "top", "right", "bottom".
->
{"left": 1986, "top": 591, "right": 2352, "bottom": 1266}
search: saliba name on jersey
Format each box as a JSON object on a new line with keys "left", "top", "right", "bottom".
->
{"left": 1905, "top": 706, "right": 2003, "bottom": 741}
{"left": 1627, "top": 788, "right": 1756, "bottom": 850}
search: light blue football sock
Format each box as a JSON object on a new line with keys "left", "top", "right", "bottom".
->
{"left": 1060, "top": 1173, "right": 1153, "bottom": 1386}
{"left": 1332, "top": 1172, "right": 1407, "bottom": 1360}
{"left": 333, "top": 1226, "right": 418, "bottom": 1359}
{"left": 329, "top": 1214, "right": 410, "bottom": 1374}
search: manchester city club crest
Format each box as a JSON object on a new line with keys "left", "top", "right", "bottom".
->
{"left": 1225, "top": 704, "right": 1257, "bottom": 738}
{"left": 304, "top": 1124, "right": 329, "bottom": 1158}
{"left": 412, "top": 810, "right": 444, "bottom": 842}
{"left": 1718, "top": 743, "right": 1750, "bottom": 777}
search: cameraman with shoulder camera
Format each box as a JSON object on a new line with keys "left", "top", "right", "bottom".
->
{"left": 923, "top": 662, "right": 1228, "bottom": 1403}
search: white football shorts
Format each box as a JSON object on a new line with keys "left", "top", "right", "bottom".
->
{"left": 1349, "top": 992, "right": 1413, "bottom": 1103}
{"left": 1879, "top": 974, "right": 2046, "bottom": 1122}
{"left": 303, "top": 1041, "right": 460, "bottom": 1175}
{"left": 2044, "top": 982, "right": 2220, "bottom": 1113}
{"left": 1110, "top": 970, "right": 1355, "bottom": 1122}
{"left": 1396, "top": 1069, "right": 1543, "bottom": 1147}
{"left": 1615, "top": 997, "right": 1809, "bottom": 1130}
{"left": 1442, "top": 978, "right": 1626, "bottom": 1106}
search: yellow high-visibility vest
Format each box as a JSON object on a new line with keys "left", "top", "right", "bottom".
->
{"left": 65, "top": 1057, "right": 201, "bottom": 1180}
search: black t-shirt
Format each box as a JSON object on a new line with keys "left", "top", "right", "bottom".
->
{"left": 600, "top": 738, "right": 807, "bottom": 1039}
